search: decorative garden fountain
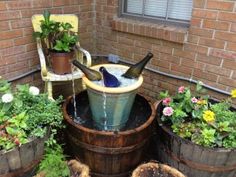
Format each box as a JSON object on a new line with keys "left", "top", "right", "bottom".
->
{"left": 63, "top": 53, "right": 156, "bottom": 177}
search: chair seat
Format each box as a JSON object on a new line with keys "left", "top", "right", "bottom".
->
{"left": 42, "top": 69, "right": 84, "bottom": 82}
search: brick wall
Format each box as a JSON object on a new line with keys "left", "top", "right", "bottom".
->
{"left": 96, "top": 0, "right": 236, "bottom": 101}
{"left": 0, "top": 0, "right": 95, "bottom": 87}
{"left": 0, "top": 0, "right": 235, "bottom": 101}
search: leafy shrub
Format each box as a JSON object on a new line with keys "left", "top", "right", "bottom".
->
{"left": 159, "top": 83, "right": 236, "bottom": 148}
{"left": 0, "top": 79, "right": 63, "bottom": 151}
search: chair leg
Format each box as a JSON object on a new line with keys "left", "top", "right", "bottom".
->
{"left": 47, "top": 81, "right": 53, "bottom": 100}
{"left": 82, "top": 80, "right": 86, "bottom": 90}
{"left": 44, "top": 81, "right": 48, "bottom": 93}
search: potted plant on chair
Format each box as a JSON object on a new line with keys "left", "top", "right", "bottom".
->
{"left": 34, "top": 11, "right": 79, "bottom": 74}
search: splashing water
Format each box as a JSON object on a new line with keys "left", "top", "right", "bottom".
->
{"left": 102, "top": 82, "right": 108, "bottom": 131}
{"left": 71, "top": 64, "right": 83, "bottom": 124}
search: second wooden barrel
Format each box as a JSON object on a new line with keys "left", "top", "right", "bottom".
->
{"left": 63, "top": 91, "right": 155, "bottom": 177}
{"left": 153, "top": 100, "right": 236, "bottom": 177}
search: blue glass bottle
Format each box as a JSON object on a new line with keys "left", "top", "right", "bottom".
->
{"left": 99, "top": 66, "right": 121, "bottom": 87}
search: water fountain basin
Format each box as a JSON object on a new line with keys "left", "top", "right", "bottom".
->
{"left": 82, "top": 64, "right": 143, "bottom": 130}
{"left": 63, "top": 91, "right": 155, "bottom": 177}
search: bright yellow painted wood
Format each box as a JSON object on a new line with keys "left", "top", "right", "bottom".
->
{"left": 31, "top": 13, "right": 91, "bottom": 99}
{"left": 32, "top": 14, "right": 78, "bottom": 32}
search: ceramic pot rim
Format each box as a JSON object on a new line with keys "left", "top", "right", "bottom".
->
{"left": 82, "top": 64, "right": 143, "bottom": 94}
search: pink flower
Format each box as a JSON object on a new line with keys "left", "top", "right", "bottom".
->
{"left": 163, "top": 97, "right": 171, "bottom": 106}
{"left": 191, "top": 97, "right": 198, "bottom": 103}
{"left": 178, "top": 86, "right": 185, "bottom": 93}
{"left": 163, "top": 107, "right": 174, "bottom": 117}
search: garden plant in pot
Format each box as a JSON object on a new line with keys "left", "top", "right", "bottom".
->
{"left": 155, "top": 83, "right": 236, "bottom": 177}
{"left": 34, "top": 11, "right": 78, "bottom": 74}
{"left": 0, "top": 79, "right": 64, "bottom": 176}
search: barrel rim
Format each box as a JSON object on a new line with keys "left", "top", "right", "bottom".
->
{"left": 154, "top": 100, "right": 236, "bottom": 152}
{"left": 63, "top": 93, "right": 156, "bottom": 136}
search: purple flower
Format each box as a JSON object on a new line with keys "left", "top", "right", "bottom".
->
{"left": 163, "top": 97, "right": 171, "bottom": 106}
{"left": 178, "top": 86, "right": 185, "bottom": 93}
{"left": 191, "top": 97, "right": 198, "bottom": 103}
{"left": 163, "top": 107, "right": 174, "bottom": 116}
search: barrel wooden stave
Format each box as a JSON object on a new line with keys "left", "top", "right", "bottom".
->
{"left": 0, "top": 132, "right": 48, "bottom": 177}
{"left": 66, "top": 122, "right": 153, "bottom": 177}
{"left": 20, "top": 140, "right": 34, "bottom": 168}
{"left": 7, "top": 148, "right": 21, "bottom": 171}
{"left": 0, "top": 154, "right": 9, "bottom": 174}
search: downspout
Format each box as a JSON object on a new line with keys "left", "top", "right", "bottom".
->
{"left": 91, "top": 54, "right": 231, "bottom": 96}
{"left": 8, "top": 65, "right": 41, "bottom": 82}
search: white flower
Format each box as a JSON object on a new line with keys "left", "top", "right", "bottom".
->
{"left": 198, "top": 81, "right": 204, "bottom": 86}
{"left": 29, "top": 86, "right": 40, "bottom": 95}
{"left": 2, "top": 93, "right": 13, "bottom": 103}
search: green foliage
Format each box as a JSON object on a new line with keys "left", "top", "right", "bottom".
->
{"left": 159, "top": 90, "right": 169, "bottom": 99}
{"left": 0, "top": 79, "right": 11, "bottom": 94}
{"left": 33, "top": 10, "right": 79, "bottom": 53}
{"left": 0, "top": 79, "right": 63, "bottom": 151}
{"left": 38, "top": 143, "right": 70, "bottom": 177}
{"left": 192, "top": 128, "right": 216, "bottom": 147}
{"left": 0, "top": 112, "right": 28, "bottom": 150}
{"left": 53, "top": 32, "right": 78, "bottom": 52}
{"left": 160, "top": 83, "right": 236, "bottom": 148}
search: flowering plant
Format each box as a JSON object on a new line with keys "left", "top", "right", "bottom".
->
{"left": 159, "top": 83, "right": 236, "bottom": 148}
{"left": 0, "top": 79, "right": 63, "bottom": 151}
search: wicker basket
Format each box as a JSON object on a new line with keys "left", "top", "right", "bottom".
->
{"left": 132, "top": 162, "right": 186, "bottom": 177}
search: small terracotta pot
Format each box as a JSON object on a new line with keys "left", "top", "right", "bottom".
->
{"left": 50, "top": 51, "right": 74, "bottom": 74}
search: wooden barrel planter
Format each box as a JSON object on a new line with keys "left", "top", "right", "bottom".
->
{"left": 132, "top": 162, "right": 186, "bottom": 177}
{"left": 63, "top": 91, "right": 156, "bottom": 177}
{"left": 154, "top": 100, "right": 236, "bottom": 177}
{"left": 0, "top": 132, "right": 48, "bottom": 177}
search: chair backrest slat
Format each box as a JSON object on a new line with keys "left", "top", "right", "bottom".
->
{"left": 32, "top": 14, "right": 79, "bottom": 33}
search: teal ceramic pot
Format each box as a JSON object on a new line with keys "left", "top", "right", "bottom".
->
{"left": 82, "top": 64, "right": 143, "bottom": 131}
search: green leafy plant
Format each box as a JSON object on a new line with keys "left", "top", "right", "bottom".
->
{"left": 159, "top": 83, "right": 236, "bottom": 148}
{"left": 0, "top": 79, "right": 63, "bottom": 151}
{"left": 33, "top": 10, "right": 79, "bottom": 53}
{"left": 37, "top": 144, "right": 70, "bottom": 177}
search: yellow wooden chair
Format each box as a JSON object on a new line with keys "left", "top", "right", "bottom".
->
{"left": 32, "top": 14, "right": 91, "bottom": 99}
